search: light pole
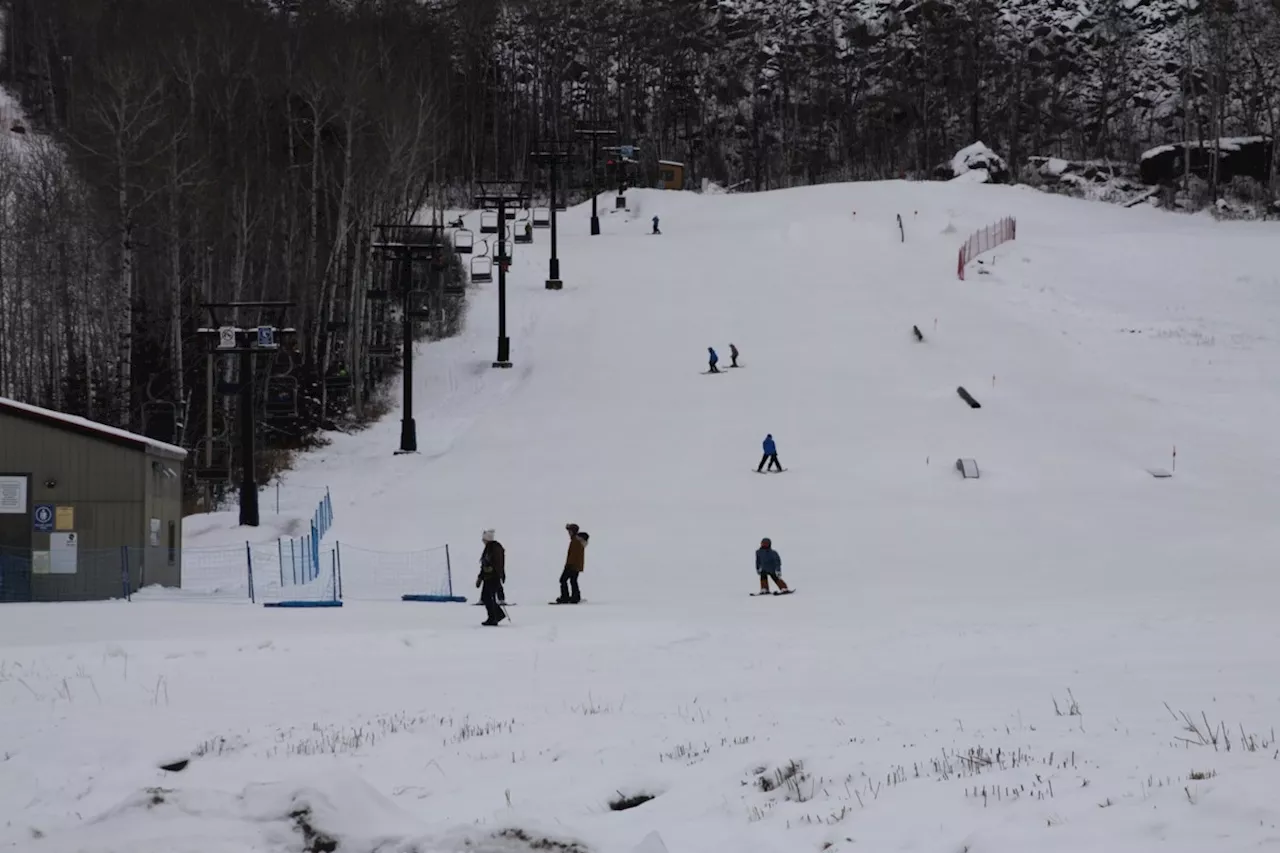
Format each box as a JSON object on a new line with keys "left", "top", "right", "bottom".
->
{"left": 532, "top": 140, "right": 574, "bottom": 290}
{"left": 475, "top": 181, "right": 531, "bottom": 367}
{"left": 576, "top": 122, "right": 616, "bottom": 236}
{"left": 196, "top": 302, "right": 297, "bottom": 526}
{"left": 371, "top": 224, "right": 442, "bottom": 454}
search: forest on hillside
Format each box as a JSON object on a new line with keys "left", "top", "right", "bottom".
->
{"left": 0, "top": 0, "right": 1277, "bottom": 502}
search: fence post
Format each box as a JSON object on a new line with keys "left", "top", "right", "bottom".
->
{"left": 120, "top": 546, "right": 130, "bottom": 601}
{"left": 276, "top": 482, "right": 280, "bottom": 514}
{"left": 245, "top": 542, "right": 256, "bottom": 603}
{"left": 444, "top": 544, "right": 453, "bottom": 597}
{"left": 330, "top": 549, "right": 338, "bottom": 602}
{"left": 277, "top": 539, "right": 285, "bottom": 587}
{"left": 335, "top": 541, "right": 344, "bottom": 599}
{"left": 310, "top": 521, "right": 319, "bottom": 579}
{"left": 290, "top": 537, "right": 297, "bottom": 585}
{"left": 326, "top": 488, "right": 332, "bottom": 527}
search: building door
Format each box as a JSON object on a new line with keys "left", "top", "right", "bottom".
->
{"left": 0, "top": 473, "right": 32, "bottom": 602}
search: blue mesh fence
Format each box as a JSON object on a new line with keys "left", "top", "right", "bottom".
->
{"left": 174, "top": 545, "right": 258, "bottom": 601}
{"left": 334, "top": 543, "right": 455, "bottom": 601}
{"left": 1, "top": 534, "right": 452, "bottom": 606}
{"left": 2, "top": 545, "right": 134, "bottom": 602}
{"left": 253, "top": 542, "right": 339, "bottom": 604}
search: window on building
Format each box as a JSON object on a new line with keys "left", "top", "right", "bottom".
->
{"left": 168, "top": 521, "right": 176, "bottom": 565}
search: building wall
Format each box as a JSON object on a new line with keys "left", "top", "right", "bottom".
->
{"left": 0, "top": 410, "right": 149, "bottom": 601}
{"left": 141, "top": 453, "right": 183, "bottom": 589}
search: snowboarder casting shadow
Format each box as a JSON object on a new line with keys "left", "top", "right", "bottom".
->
{"left": 557, "top": 523, "right": 587, "bottom": 603}
{"left": 729, "top": 343, "right": 739, "bottom": 368}
{"left": 477, "top": 529, "right": 507, "bottom": 626}
{"left": 757, "top": 433, "right": 782, "bottom": 472}
{"left": 707, "top": 347, "right": 720, "bottom": 373}
{"left": 755, "top": 537, "right": 789, "bottom": 593}
{"left": 652, "top": 215, "right": 661, "bottom": 235}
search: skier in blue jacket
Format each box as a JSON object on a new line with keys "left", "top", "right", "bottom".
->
{"left": 707, "top": 347, "right": 720, "bottom": 373}
{"left": 755, "top": 537, "right": 789, "bottom": 594}
{"left": 757, "top": 433, "right": 782, "bottom": 472}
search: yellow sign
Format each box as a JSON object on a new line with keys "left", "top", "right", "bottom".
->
{"left": 55, "top": 506, "right": 75, "bottom": 531}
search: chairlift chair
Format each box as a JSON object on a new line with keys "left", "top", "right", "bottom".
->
{"left": 514, "top": 210, "right": 533, "bottom": 244}
{"left": 406, "top": 289, "right": 434, "bottom": 318}
{"left": 494, "top": 242, "right": 512, "bottom": 265}
{"left": 471, "top": 256, "right": 493, "bottom": 283}
{"left": 141, "top": 401, "right": 179, "bottom": 444}
{"left": 193, "top": 438, "right": 233, "bottom": 482}
{"left": 454, "top": 228, "right": 474, "bottom": 254}
{"left": 265, "top": 377, "right": 299, "bottom": 418}
{"left": 368, "top": 343, "right": 396, "bottom": 357}
{"left": 480, "top": 210, "right": 499, "bottom": 234}
{"left": 443, "top": 275, "right": 466, "bottom": 297}
{"left": 533, "top": 207, "right": 551, "bottom": 228}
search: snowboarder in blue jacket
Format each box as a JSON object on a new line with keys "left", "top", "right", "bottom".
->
{"left": 757, "top": 433, "right": 782, "bottom": 472}
{"left": 707, "top": 347, "right": 720, "bottom": 373}
{"left": 755, "top": 537, "right": 789, "bottom": 593}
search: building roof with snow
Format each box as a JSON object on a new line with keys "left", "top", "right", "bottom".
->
{"left": 0, "top": 396, "right": 187, "bottom": 461}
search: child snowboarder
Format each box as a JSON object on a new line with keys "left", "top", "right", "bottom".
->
{"left": 707, "top": 347, "right": 720, "bottom": 373}
{"left": 729, "top": 343, "right": 739, "bottom": 367}
{"left": 757, "top": 433, "right": 782, "bottom": 472}
{"left": 754, "top": 538, "right": 790, "bottom": 594}
{"left": 652, "top": 215, "right": 661, "bottom": 235}
{"left": 556, "top": 523, "right": 586, "bottom": 603}
{"left": 477, "top": 529, "right": 507, "bottom": 625}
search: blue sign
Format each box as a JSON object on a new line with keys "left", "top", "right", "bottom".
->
{"left": 620, "top": 145, "right": 635, "bottom": 159}
{"left": 256, "top": 326, "right": 276, "bottom": 349}
{"left": 33, "top": 503, "right": 54, "bottom": 532}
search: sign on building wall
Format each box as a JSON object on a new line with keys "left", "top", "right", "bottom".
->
{"left": 56, "top": 506, "right": 75, "bottom": 531}
{"left": 0, "top": 476, "right": 26, "bottom": 513}
{"left": 33, "top": 503, "right": 54, "bottom": 532}
{"left": 31, "top": 551, "right": 50, "bottom": 574}
{"left": 49, "top": 532, "right": 77, "bottom": 574}
{"left": 150, "top": 518, "right": 161, "bottom": 547}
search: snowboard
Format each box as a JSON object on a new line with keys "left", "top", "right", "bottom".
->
{"left": 702, "top": 370, "right": 726, "bottom": 375}
{"left": 473, "top": 601, "right": 516, "bottom": 606}
{"left": 549, "top": 599, "right": 586, "bottom": 605}
{"left": 750, "top": 589, "right": 795, "bottom": 596}
{"left": 753, "top": 468, "right": 787, "bottom": 473}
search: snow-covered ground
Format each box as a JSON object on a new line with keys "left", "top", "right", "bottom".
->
{"left": 6, "top": 181, "right": 1280, "bottom": 852}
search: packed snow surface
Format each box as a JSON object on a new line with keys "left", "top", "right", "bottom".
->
{"left": 7, "top": 181, "right": 1280, "bottom": 852}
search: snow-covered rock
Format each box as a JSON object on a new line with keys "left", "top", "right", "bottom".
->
{"left": 935, "top": 142, "right": 1011, "bottom": 184}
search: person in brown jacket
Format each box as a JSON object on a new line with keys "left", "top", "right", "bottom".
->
{"left": 557, "top": 523, "right": 586, "bottom": 603}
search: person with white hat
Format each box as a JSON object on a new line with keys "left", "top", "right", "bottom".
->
{"left": 477, "top": 529, "right": 507, "bottom": 625}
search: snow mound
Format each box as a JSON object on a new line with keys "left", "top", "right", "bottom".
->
{"left": 38, "top": 771, "right": 432, "bottom": 853}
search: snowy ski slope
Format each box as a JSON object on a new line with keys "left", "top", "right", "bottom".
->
{"left": 4, "top": 182, "right": 1280, "bottom": 853}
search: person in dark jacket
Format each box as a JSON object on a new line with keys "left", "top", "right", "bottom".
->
{"left": 757, "top": 433, "right": 782, "bottom": 472}
{"left": 477, "top": 529, "right": 507, "bottom": 625}
{"left": 729, "top": 343, "right": 739, "bottom": 368}
{"left": 652, "top": 215, "right": 661, "bottom": 235}
{"left": 557, "top": 523, "right": 586, "bottom": 603}
{"left": 707, "top": 347, "right": 720, "bottom": 373}
{"left": 755, "top": 537, "right": 789, "bottom": 593}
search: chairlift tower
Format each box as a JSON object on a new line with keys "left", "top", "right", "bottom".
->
{"left": 196, "top": 302, "right": 297, "bottom": 527}
{"left": 474, "top": 181, "right": 531, "bottom": 366}
{"left": 531, "top": 140, "right": 575, "bottom": 290}
{"left": 370, "top": 223, "right": 445, "bottom": 454}
{"left": 575, "top": 121, "right": 616, "bottom": 236}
